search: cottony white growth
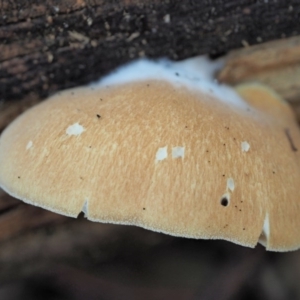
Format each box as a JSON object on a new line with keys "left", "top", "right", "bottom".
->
{"left": 91, "top": 56, "right": 248, "bottom": 109}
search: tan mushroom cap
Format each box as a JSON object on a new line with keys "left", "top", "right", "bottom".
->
{"left": 0, "top": 80, "right": 300, "bottom": 251}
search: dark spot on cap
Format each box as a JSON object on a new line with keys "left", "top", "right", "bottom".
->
{"left": 143, "top": 207, "right": 146, "bottom": 210}
{"left": 18, "top": 176, "right": 21, "bottom": 179}
{"left": 220, "top": 197, "right": 229, "bottom": 207}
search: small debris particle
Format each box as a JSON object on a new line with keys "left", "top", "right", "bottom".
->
{"left": 175, "top": 72, "right": 179, "bottom": 76}
{"left": 46, "top": 15, "right": 53, "bottom": 24}
{"left": 243, "top": 228, "right": 245, "bottom": 230}
{"left": 47, "top": 53, "right": 54, "bottom": 63}
{"left": 163, "top": 14, "right": 171, "bottom": 23}
{"left": 69, "top": 31, "right": 90, "bottom": 44}
{"left": 53, "top": 6, "right": 60, "bottom": 13}
{"left": 143, "top": 208, "right": 146, "bottom": 210}
{"left": 18, "top": 176, "right": 21, "bottom": 179}
{"left": 104, "top": 21, "right": 110, "bottom": 30}
{"left": 87, "top": 17, "right": 93, "bottom": 26}
{"left": 97, "top": 114, "right": 101, "bottom": 118}
{"left": 241, "top": 39, "right": 250, "bottom": 47}
{"left": 91, "top": 40, "right": 98, "bottom": 47}
{"left": 127, "top": 32, "right": 140, "bottom": 42}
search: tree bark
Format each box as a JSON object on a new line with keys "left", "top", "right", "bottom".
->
{"left": 1, "top": 0, "right": 300, "bottom": 103}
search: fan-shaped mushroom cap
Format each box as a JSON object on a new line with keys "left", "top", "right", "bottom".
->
{"left": 0, "top": 59, "right": 300, "bottom": 251}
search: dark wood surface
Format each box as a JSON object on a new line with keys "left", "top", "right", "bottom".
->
{"left": 1, "top": 0, "right": 300, "bottom": 103}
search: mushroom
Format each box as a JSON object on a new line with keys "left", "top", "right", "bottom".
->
{"left": 1, "top": 57, "right": 300, "bottom": 252}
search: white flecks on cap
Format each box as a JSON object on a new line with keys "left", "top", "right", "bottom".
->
{"left": 26, "top": 141, "right": 33, "bottom": 150}
{"left": 81, "top": 200, "right": 88, "bottom": 217}
{"left": 227, "top": 178, "right": 235, "bottom": 192}
{"left": 241, "top": 141, "right": 250, "bottom": 152}
{"left": 262, "top": 213, "right": 270, "bottom": 241}
{"left": 66, "top": 123, "right": 85, "bottom": 136}
{"left": 172, "top": 146, "right": 185, "bottom": 159}
{"left": 155, "top": 146, "right": 168, "bottom": 162}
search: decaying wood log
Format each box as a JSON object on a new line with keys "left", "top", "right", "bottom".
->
{"left": 1, "top": 35, "right": 300, "bottom": 134}
{"left": 1, "top": 0, "right": 300, "bottom": 104}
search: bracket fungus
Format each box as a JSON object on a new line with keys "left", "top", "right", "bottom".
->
{"left": 1, "top": 57, "right": 300, "bottom": 252}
